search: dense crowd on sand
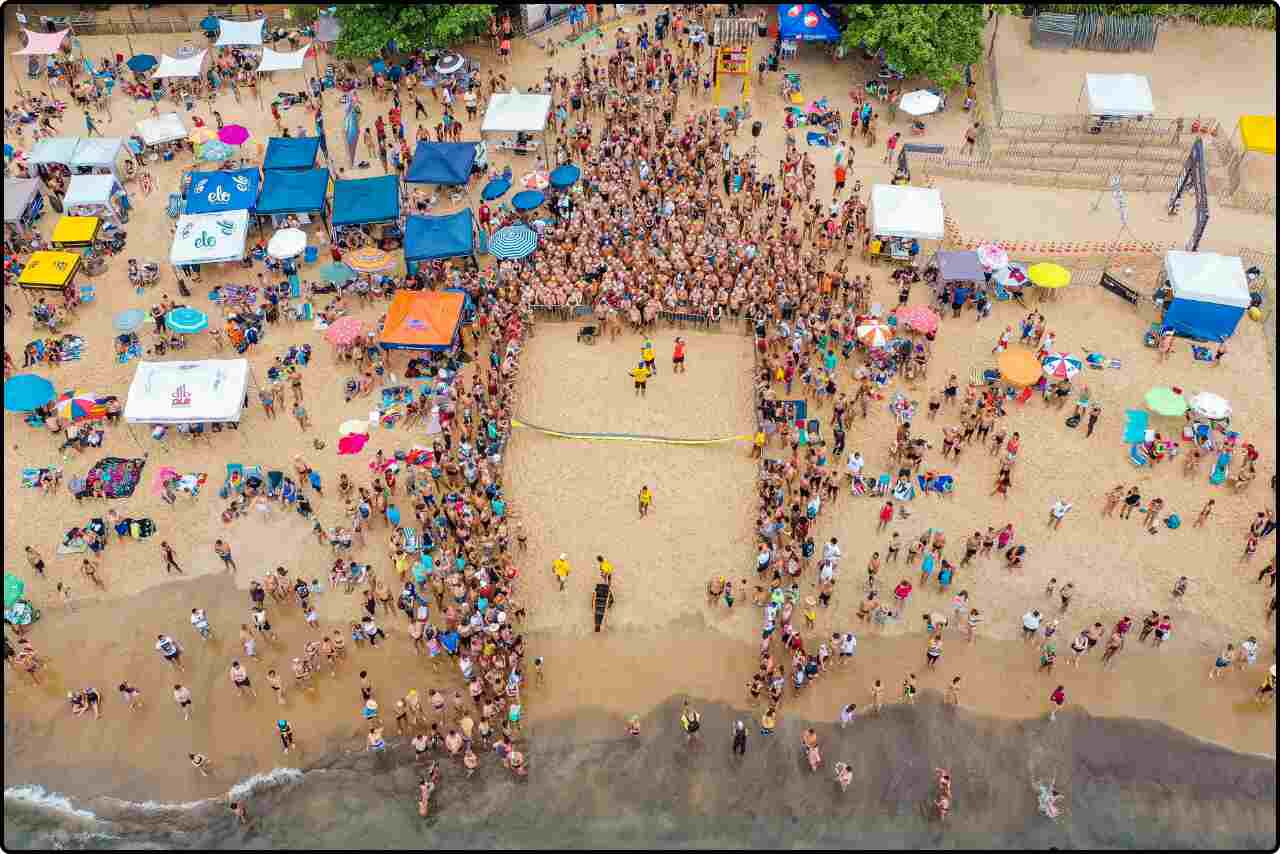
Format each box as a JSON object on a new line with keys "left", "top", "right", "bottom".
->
{"left": 3, "top": 3, "right": 1276, "bottom": 825}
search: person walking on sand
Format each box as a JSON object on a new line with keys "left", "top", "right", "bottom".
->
{"left": 551, "top": 554, "right": 571, "bottom": 591}
{"left": 156, "top": 634, "right": 185, "bottom": 670}
{"left": 680, "top": 700, "right": 702, "bottom": 749}
{"left": 189, "top": 752, "right": 213, "bottom": 776}
{"left": 672, "top": 337, "right": 687, "bottom": 374}
{"left": 944, "top": 676, "right": 961, "bottom": 706}
{"left": 1193, "top": 499, "right": 1215, "bottom": 528}
{"left": 173, "top": 684, "right": 193, "bottom": 719}
{"left": 229, "top": 661, "right": 257, "bottom": 699}
{"left": 900, "top": 673, "right": 918, "bottom": 704}
{"left": 1047, "top": 685, "right": 1066, "bottom": 721}
{"left": 638, "top": 485, "right": 653, "bottom": 518}
{"left": 731, "top": 720, "right": 748, "bottom": 756}
{"left": 1209, "top": 642, "right": 1234, "bottom": 679}
{"left": 160, "top": 541, "right": 183, "bottom": 574}
{"left": 1048, "top": 498, "right": 1072, "bottom": 529}
{"left": 213, "top": 540, "right": 237, "bottom": 573}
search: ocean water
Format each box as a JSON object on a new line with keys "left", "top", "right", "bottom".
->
{"left": 5, "top": 698, "right": 1275, "bottom": 850}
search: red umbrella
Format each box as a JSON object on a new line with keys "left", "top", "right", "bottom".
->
{"left": 895, "top": 305, "right": 940, "bottom": 335}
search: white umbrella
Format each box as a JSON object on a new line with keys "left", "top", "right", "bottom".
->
{"left": 267, "top": 227, "right": 307, "bottom": 260}
{"left": 1189, "top": 392, "right": 1231, "bottom": 421}
{"left": 899, "top": 90, "right": 942, "bottom": 117}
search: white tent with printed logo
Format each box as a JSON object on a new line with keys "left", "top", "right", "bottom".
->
{"left": 124, "top": 359, "right": 249, "bottom": 423}
{"left": 169, "top": 209, "right": 251, "bottom": 265}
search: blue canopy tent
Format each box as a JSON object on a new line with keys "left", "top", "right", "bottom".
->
{"left": 777, "top": 4, "right": 841, "bottom": 42}
{"left": 404, "top": 142, "right": 479, "bottom": 185}
{"left": 1161, "top": 251, "right": 1251, "bottom": 341}
{"left": 184, "top": 168, "right": 260, "bottom": 214}
{"left": 404, "top": 210, "right": 475, "bottom": 270}
{"left": 263, "top": 136, "right": 322, "bottom": 171}
{"left": 256, "top": 168, "right": 331, "bottom": 229}
{"left": 331, "top": 175, "right": 400, "bottom": 227}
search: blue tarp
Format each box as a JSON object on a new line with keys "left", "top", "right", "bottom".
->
{"left": 404, "top": 210, "right": 475, "bottom": 262}
{"left": 331, "top": 175, "right": 400, "bottom": 226}
{"left": 1163, "top": 298, "right": 1245, "bottom": 342}
{"left": 263, "top": 136, "right": 322, "bottom": 171}
{"left": 256, "top": 168, "right": 330, "bottom": 215}
{"left": 777, "top": 4, "right": 841, "bottom": 41}
{"left": 184, "top": 168, "right": 260, "bottom": 214}
{"left": 404, "top": 142, "right": 479, "bottom": 185}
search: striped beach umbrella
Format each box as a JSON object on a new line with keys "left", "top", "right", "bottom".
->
{"left": 166, "top": 306, "right": 209, "bottom": 334}
{"left": 1041, "top": 351, "right": 1083, "bottom": 380}
{"left": 856, "top": 319, "right": 894, "bottom": 348}
{"left": 489, "top": 225, "right": 538, "bottom": 260}
{"left": 976, "top": 243, "right": 1008, "bottom": 270}
{"left": 55, "top": 390, "right": 104, "bottom": 422}
{"left": 199, "top": 140, "right": 236, "bottom": 162}
{"left": 345, "top": 247, "right": 394, "bottom": 273}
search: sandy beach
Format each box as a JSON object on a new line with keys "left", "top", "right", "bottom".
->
{"left": 2, "top": 3, "right": 1276, "bottom": 848}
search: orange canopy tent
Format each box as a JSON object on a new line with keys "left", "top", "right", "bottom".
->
{"left": 379, "top": 290, "right": 465, "bottom": 351}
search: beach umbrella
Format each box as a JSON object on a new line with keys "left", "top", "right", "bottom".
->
{"left": 489, "top": 225, "right": 538, "bottom": 260}
{"left": 435, "top": 54, "right": 465, "bottom": 75}
{"left": 166, "top": 306, "right": 209, "bottom": 334}
{"left": 3, "top": 573, "right": 24, "bottom": 610}
{"left": 345, "top": 246, "right": 394, "bottom": 273}
{"left": 519, "top": 171, "right": 550, "bottom": 191}
{"left": 976, "top": 243, "right": 1008, "bottom": 270}
{"left": 512, "top": 190, "right": 545, "bottom": 211}
{"left": 855, "top": 319, "right": 894, "bottom": 348}
{"left": 325, "top": 316, "right": 364, "bottom": 347}
{"left": 319, "top": 261, "right": 355, "bottom": 284}
{"left": 991, "top": 263, "right": 1028, "bottom": 291}
{"left": 218, "top": 124, "right": 250, "bottom": 146}
{"left": 126, "top": 54, "right": 157, "bottom": 73}
{"left": 267, "top": 227, "right": 307, "bottom": 260}
{"left": 1144, "top": 387, "right": 1188, "bottom": 417}
{"left": 199, "top": 140, "right": 235, "bottom": 162}
{"left": 997, "top": 347, "right": 1041, "bottom": 387}
{"left": 1028, "top": 263, "right": 1071, "bottom": 289}
{"left": 55, "top": 390, "right": 103, "bottom": 422}
{"left": 1041, "top": 352, "right": 1083, "bottom": 380}
{"left": 899, "top": 90, "right": 942, "bottom": 117}
{"left": 549, "top": 164, "right": 581, "bottom": 189}
{"left": 1189, "top": 391, "right": 1231, "bottom": 421}
{"left": 113, "top": 308, "right": 147, "bottom": 332}
{"left": 481, "top": 176, "right": 512, "bottom": 200}
{"left": 339, "top": 419, "right": 371, "bottom": 436}
{"left": 894, "top": 305, "right": 940, "bottom": 335}
{"left": 189, "top": 126, "right": 217, "bottom": 145}
{"left": 199, "top": 15, "right": 220, "bottom": 32}
{"left": 3, "top": 374, "right": 56, "bottom": 412}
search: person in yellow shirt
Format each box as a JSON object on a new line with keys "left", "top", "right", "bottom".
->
{"left": 629, "top": 362, "right": 650, "bottom": 397}
{"left": 751, "top": 430, "right": 766, "bottom": 459}
{"left": 596, "top": 555, "right": 614, "bottom": 582}
{"left": 638, "top": 485, "right": 653, "bottom": 518}
{"left": 641, "top": 339, "right": 656, "bottom": 374}
{"left": 551, "top": 553, "right": 571, "bottom": 591}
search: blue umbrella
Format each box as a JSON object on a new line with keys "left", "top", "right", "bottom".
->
{"left": 489, "top": 225, "right": 538, "bottom": 260}
{"left": 481, "top": 176, "right": 512, "bottom": 201}
{"left": 166, "top": 307, "right": 209, "bottom": 334}
{"left": 319, "top": 262, "right": 355, "bottom": 284}
{"left": 199, "top": 16, "right": 220, "bottom": 32}
{"left": 4, "top": 374, "right": 56, "bottom": 412}
{"left": 199, "top": 141, "right": 235, "bottom": 162}
{"left": 126, "top": 54, "right": 157, "bottom": 73}
{"left": 512, "top": 190, "right": 545, "bottom": 212}
{"left": 113, "top": 308, "right": 146, "bottom": 332}
{"left": 549, "top": 164, "right": 581, "bottom": 188}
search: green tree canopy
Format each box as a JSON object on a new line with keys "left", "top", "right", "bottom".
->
{"left": 838, "top": 4, "right": 998, "bottom": 91}
{"left": 334, "top": 5, "right": 496, "bottom": 59}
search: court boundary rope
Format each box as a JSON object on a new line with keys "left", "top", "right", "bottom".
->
{"left": 511, "top": 418, "right": 750, "bottom": 446}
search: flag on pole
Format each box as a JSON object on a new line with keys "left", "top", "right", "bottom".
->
{"left": 343, "top": 93, "right": 360, "bottom": 167}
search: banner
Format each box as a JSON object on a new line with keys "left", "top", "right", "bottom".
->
{"left": 343, "top": 93, "right": 360, "bottom": 167}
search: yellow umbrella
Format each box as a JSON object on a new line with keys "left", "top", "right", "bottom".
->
{"left": 997, "top": 346, "right": 1042, "bottom": 386}
{"left": 1028, "top": 263, "right": 1071, "bottom": 289}
{"left": 345, "top": 247, "right": 394, "bottom": 273}
{"left": 189, "top": 126, "right": 216, "bottom": 145}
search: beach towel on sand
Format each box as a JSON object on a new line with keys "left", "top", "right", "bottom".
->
{"left": 78, "top": 457, "right": 146, "bottom": 499}
{"left": 806, "top": 131, "right": 831, "bottom": 147}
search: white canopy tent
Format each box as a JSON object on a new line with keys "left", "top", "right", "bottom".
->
{"left": 64, "top": 173, "right": 121, "bottom": 223}
{"left": 1082, "top": 73, "right": 1155, "bottom": 117}
{"left": 257, "top": 45, "right": 310, "bottom": 72}
{"left": 153, "top": 51, "right": 207, "bottom": 79}
{"left": 135, "top": 113, "right": 188, "bottom": 147}
{"left": 1164, "top": 251, "right": 1249, "bottom": 305}
{"left": 169, "top": 210, "right": 251, "bottom": 266}
{"left": 870, "top": 184, "right": 945, "bottom": 240}
{"left": 70, "top": 137, "right": 136, "bottom": 182}
{"left": 124, "top": 359, "right": 250, "bottom": 424}
{"left": 481, "top": 91, "right": 552, "bottom": 133}
{"left": 215, "top": 18, "right": 265, "bottom": 47}
{"left": 3, "top": 177, "right": 44, "bottom": 231}
{"left": 28, "top": 137, "right": 80, "bottom": 166}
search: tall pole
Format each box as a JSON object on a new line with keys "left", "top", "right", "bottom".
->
{"left": 124, "top": 7, "right": 136, "bottom": 56}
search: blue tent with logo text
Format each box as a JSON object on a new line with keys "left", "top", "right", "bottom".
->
{"left": 183, "top": 168, "right": 259, "bottom": 214}
{"left": 777, "top": 4, "right": 841, "bottom": 41}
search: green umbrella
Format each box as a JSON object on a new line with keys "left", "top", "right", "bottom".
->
{"left": 1144, "top": 387, "right": 1187, "bottom": 417}
{"left": 3, "top": 573, "right": 25, "bottom": 609}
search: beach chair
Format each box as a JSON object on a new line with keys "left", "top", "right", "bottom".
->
{"left": 267, "top": 470, "right": 284, "bottom": 498}
{"left": 806, "top": 418, "right": 823, "bottom": 446}
{"left": 873, "top": 473, "right": 891, "bottom": 496}
{"left": 400, "top": 526, "right": 419, "bottom": 553}
{"left": 1128, "top": 444, "right": 1149, "bottom": 467}
{"left": 220, "top": 463, "right": 245, "bottom": 498}
{"left": 850, "top": 476, "right": 867, "bottom": 497}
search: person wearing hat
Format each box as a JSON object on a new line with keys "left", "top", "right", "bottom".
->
{"left": 552, "top": 554, "right": 571, "bottom": 591}
{"left": 277, "top": 719, "right": 295, "bottom": 753}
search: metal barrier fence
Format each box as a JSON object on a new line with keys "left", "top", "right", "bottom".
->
{"left": 63, "top": 12, "right": 289, "bottom": 37}
{"left": 529, "top": 304, "right": 571, "bottom": 322}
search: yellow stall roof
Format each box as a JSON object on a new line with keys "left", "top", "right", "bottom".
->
{"left": 17, "top": 250, "right": 82, "bottom": 289}
{"left": 51, "top": 215, "right": 101, "bottom": 246}
{"left": 1239, "top": 115, "right": 1276, "bottom": 156}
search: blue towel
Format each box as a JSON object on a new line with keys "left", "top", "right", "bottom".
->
{"left": 1123, "top": 410, "right": 1149, "bottom": 444}
{"left": 289, "top": 274, "right": 301, "bottom": 298}
{"left": 805, "top": 131, "right": 831, "bottom": 147}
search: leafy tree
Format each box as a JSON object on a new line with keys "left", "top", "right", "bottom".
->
{"left": 334, "top": 5, "right": 496, "bottom": 58}
{"left": 837, "top": 4, "right": 1011, "bottom": 90}
{"left": 288, "top": 5, "right": 320, "bottom": 27}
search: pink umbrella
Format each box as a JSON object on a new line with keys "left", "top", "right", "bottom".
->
{"left": 218, "top": 124, "right": 250, "bottom": 146}
{"left": 324, "top": 316, "right": 364, "bottom": 347}
{"left": 895, "top": 305, "right": 940, "bottom": 335}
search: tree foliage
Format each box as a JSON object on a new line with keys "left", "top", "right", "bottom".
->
{"left": 837, "top": 4, "right": 1005, "bottom": 91}
{"left": 334, "top": 4, "right": 496, "bottom": 58}
{"left": 288, "top": 5, "right": 320, "bottom": 27}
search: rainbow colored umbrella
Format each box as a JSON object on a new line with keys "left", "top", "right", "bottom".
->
{"left": 189, "top": 126, "right": 217, "bottom": 145}
{"left": 218, "top": 124, "right": 250, "bottom": 146}
{"left": 1041, "top": 352, "right": 1083, "bottom": 380}
{"left": 345, "top": 247, "right": 393, "bottom": 273}
{"left": 55, "top": 390, "right": 104, "bottom": 422}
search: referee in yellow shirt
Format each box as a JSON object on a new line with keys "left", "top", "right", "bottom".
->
{"left": 629, "top": 362, "right": 650, "bottom": 397}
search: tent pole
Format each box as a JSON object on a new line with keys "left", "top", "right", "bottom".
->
{"left": 12, "top": 53, "right": 26, "bottom": 95}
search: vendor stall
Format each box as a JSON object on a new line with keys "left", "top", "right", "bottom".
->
{"left": 28, "top": 137, "right": 80, "bottom": 169}
{"left": 931, "top": 250, "right": 984, "bottom": 284}
{"left": 869, "top": 184, "right": 943, "bottom": 262}
{"left": 331, "top": 175, "right": 401, "bottom": 247}
{"left": 263, "top": 136, "right": 322, "bottom": 171}
{"left": 3, "top": 177, "right": 46, "bottom": 236}
{"left": 404, "top": 142, "right": 480, "bottom": 186}
{"left": 135, "top": 113, "right": 189, "bottom": 148}
{"left": 480, "top": 91, "right": 552, "bottom": 160}
{"left": 184, "top": 168, "right": 260, "bottom": 214}
{"left": 16, "top": 250, "right": 81, "bottom": 294}
{"left": 169, "top": 209, "right": 251, "bottom": 267}
{"left": 1160, "top": 250, "right": 1250, "bottom": 341}
{"left": 256, "top": 167, "right": 330, "bottom": 228}
{"left": 50, "top": 215, "right": 101, "bottom": 249}
{"left": 1078, "top": 73, "right": 1155, "bottom": 134}
{"left": 63, "top": 173, "right": 122, "bottom": 224}
{"left": 70, "top": 137, "right": 137, "bottom": 182}
{"left": 404, "top": 210, "right": 476, "bottom": 270}
{"left": 124, "top": 359, "right": 250, "bottom": 424}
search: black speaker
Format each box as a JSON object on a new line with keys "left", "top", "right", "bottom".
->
{"left": 752, "top": 120, "right": 762, "bottom": 138}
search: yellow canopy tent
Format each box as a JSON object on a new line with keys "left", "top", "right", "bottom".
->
{"left": 50, "top": 215, "right": 101, "bottom": 248}
{"left": 17, "top": 250, "right": 82, "bottom": 291}
{"left": 1237, "top": 115, "right": 1276, "bottom": 156}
